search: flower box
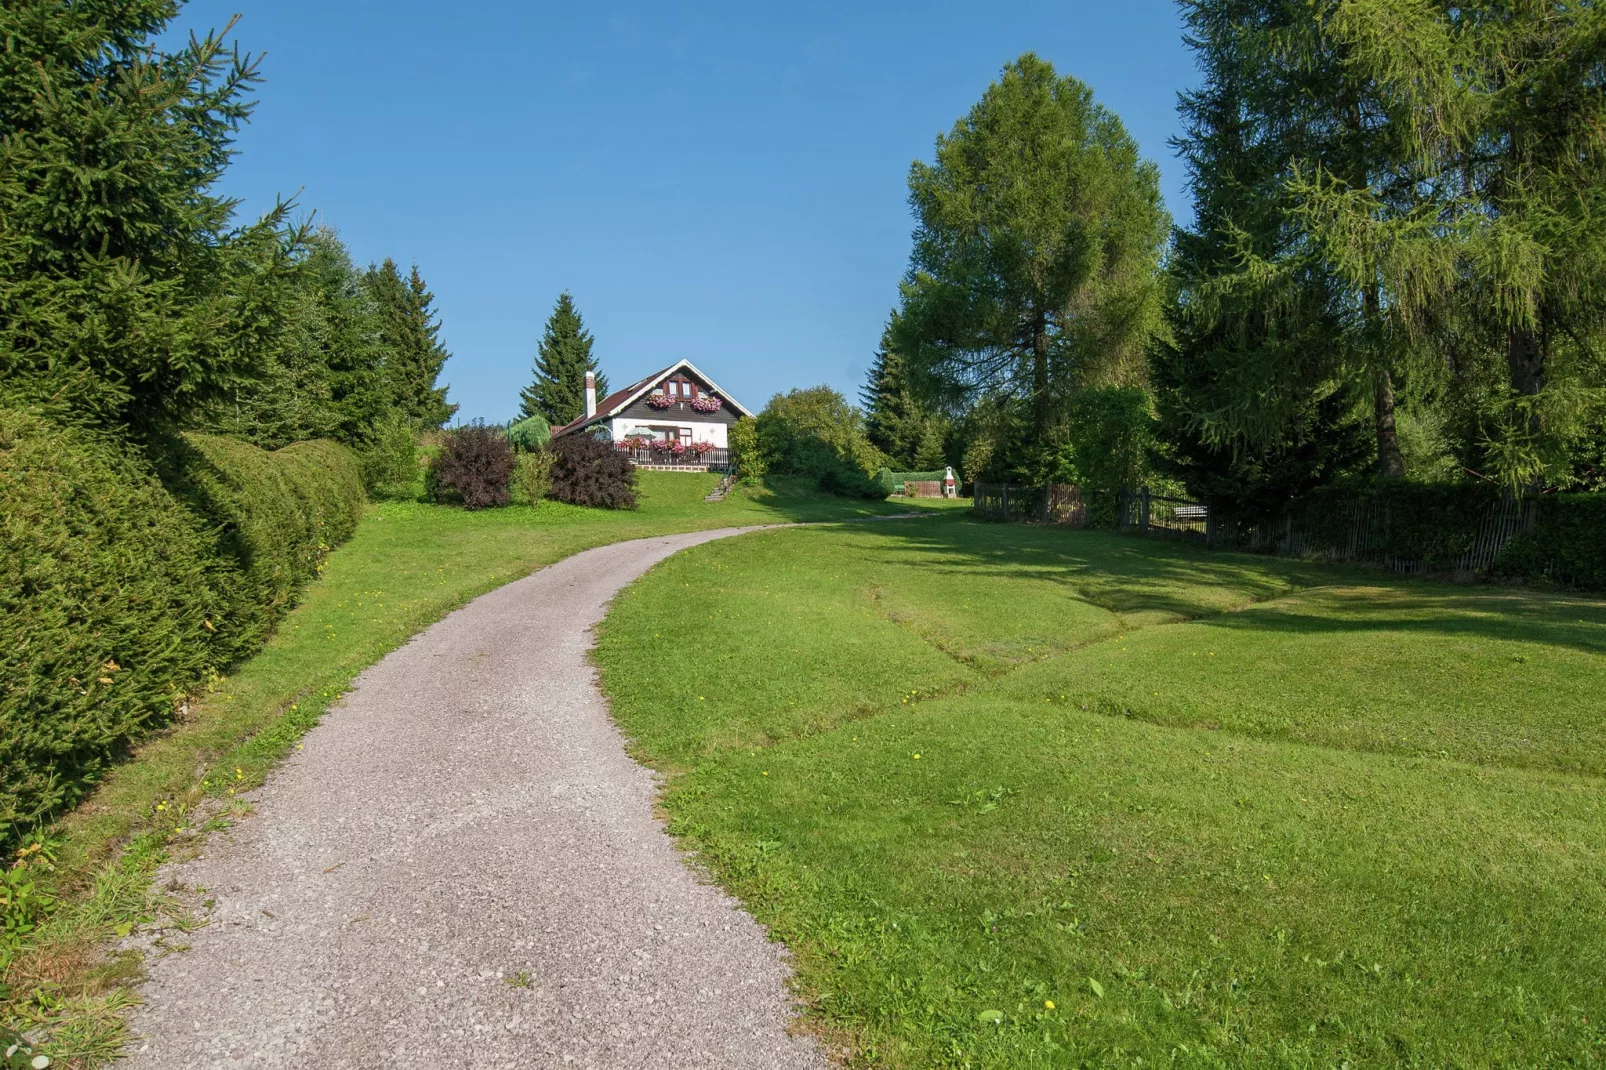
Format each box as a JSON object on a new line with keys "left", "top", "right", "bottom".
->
{"left": 689, "top": 396, "right": 723, "bottom": 413}
{"left": 647, "top": 394, "right": 677, "bottom": 409}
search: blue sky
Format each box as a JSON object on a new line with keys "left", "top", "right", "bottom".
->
{"left": 173, "top": 1, "right": 1198, "bottom": 423}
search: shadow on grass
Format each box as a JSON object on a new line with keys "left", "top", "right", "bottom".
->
{"left": 843, "top": 516, "right": 1606, "bottom": 654}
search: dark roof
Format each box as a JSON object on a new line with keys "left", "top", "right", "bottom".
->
{"left": 552, "top": 360, "right": 753, "bottom": 436}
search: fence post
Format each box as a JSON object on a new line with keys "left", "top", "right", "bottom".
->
{"left": 1139, "top": 487, "right": 1151, "bottom": 535}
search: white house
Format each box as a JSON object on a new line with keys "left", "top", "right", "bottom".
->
{"left": 551, "top": 360, "right": 753, "bottom": 459}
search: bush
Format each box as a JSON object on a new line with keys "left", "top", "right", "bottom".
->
{"left": 360, "top": 415, "right": 420, "bottom": 499}
{"left": 507, "top": 416, "right": 551, "bottom": 453}
{"left": 1496, "top": 493, "right": 1606, "bottom": 591}
{"left": 430, "top": 424, "right": 515, "bottom": 509}
{"left": 1042, "top": 388, "right": 1154, "bottom": 525}
{"left": 1295, "top": 482, "right": 1503, "bottom": 571}
{"left": 0, "top": 413, "right": 364, "bottom": 844}
{"left": 511, "top": 448, "right": 554, "bottom": 505}
{"left": 549, "top": 434, "right": 638, "bottom": 509}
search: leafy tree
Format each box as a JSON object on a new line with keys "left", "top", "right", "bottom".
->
{"left": 898, "top": 54, "right": 1169, "bottom": 448}
{"left": 757, "top": 386, "right": 886, "bottom": 497}
{"left": 0, "top": 2, "right": 300, "bottom": 435}
{"left": 520, "top": 292, "right": 608, "bottom": 426}
{"left": 364, "top": 259, "right": 456, "bottom": 429}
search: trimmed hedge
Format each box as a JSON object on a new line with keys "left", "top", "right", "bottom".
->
{"left": 1496, "top": 493, "right": 1606, "bottom": 591}
{"left": 0, "top": 413, "right": 364, "bottom": 843}
{"left": 1295, "top": 482, "right": 1504, "bottom": 571}
{"left": 875, "top": 467, "right": 948, "bottom": 494}
{"left": 174, "top": 433, "right": 365, "bottom": 646}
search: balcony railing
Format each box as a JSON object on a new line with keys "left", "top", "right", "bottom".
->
{"left": 618, "top": 446, "right": 732, "bottom": 470}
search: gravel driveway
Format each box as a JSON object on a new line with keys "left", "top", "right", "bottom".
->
{"left": 123, "top": 527, "right": 827, "bottom": 1069}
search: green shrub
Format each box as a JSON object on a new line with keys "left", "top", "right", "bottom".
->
{"left": 0, "top": 412, "right": 228, "bottom": 841}
{"left": 729, "top": 416, "right": 766, "bottom": 482}
{"left": 511, "top": 448, "right": 554, "bottom": 505}
{"left": 360, "top": 415, "right": 420, "bottom": 499}
{"left": 1496, "top": 493, "right": 1606, "bottom": 591}
{"left": 507, "top": 416, "right": 551, "bottom": 452}
{"left": 756, "top": 387, "right": 887, "bottom": 499}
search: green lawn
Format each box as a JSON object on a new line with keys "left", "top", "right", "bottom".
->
{"left": 2, "top": 473, "right": 933, "bottom": 1063}
{"left": 595, "top": 518, "right": 1606, "bottom": 1068}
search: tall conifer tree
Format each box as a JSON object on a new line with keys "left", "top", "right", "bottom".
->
{"left": 861, "top": 320, "right": 934, "bottom": 468}
{"left": 520, "top": 292, "right": 607, "bottom": 425}
{"left": 364, "top": 259, "right": 456, "bottom": 429}
{"left": 0, "top": 3, "right": 299, "bottom": 435}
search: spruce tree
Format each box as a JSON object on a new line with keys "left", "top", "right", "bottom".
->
{"left": 861, "top": 323, "right": 929, "bottom": 467}
{"left": 0, "top": 3, "right": 299, "bottom": 435}
{"left": 1155, "top": 0, "right": 1374, "bottom": 515}
{"left": 364, "top": 259, "right": 456, "bottom": 429}
{"left": 520, "top": 292, "right": 607, "bottom": 425}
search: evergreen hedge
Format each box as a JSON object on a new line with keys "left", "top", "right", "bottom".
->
{"left": 172, "top": 433, "right": 365, "bottom": 646}
{"left": 0, "top": 412, "right": 364, "bottom": 843}
{"left": 1496, "top": 493, "right": 1606, "bottom": 591}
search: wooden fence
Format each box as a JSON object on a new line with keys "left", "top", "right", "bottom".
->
{"left": 973, "top": 483, "right": 1087, "bottom": 526}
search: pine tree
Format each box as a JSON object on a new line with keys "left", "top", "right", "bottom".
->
{"left": 364, "top": 259, "right": 456, "bottom": 429}
{"left": 1155, "top": 0, "right": 1374, "bottom": 516}
{"left": 520, "top": 292, "right": 607, "bottom": 425}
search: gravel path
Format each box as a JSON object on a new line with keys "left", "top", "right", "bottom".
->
{"left": 124, "top": 527, "right": 827, "bottom": 1070}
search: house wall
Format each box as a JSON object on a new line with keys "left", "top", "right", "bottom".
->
{"left": 612, "top": 392, "right": 739, "bottom": 428}
{"left": 609, "top": 417, "right": 729, "bottom": 448}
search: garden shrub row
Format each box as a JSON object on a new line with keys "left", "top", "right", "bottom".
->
{"left": 0, "top": 411, "right": 364, "bottom": 844}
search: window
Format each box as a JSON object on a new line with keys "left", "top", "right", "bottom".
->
{"left": 680, "top": 427, "right": 693, "bottom": 439}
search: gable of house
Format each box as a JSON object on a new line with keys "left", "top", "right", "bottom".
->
{"left": 553, "top": 360, "right": 751, "bottom": 438}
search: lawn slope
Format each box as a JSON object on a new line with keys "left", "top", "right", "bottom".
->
{"left": 596, "top": 517, "right": 1606, "bottom": 1068}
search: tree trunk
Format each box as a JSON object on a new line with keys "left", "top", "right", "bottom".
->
{"left": 1374, "top": 368, "right": 1405, "bottom": 479}
{"left": 1506, "top": 324, "right": 1545, "bottom": 397}
{"left": 1031, "top": 314, "right": 1050, "bottom": 443}
{"left": 1362, "top": 283, "right": 1404, "bottom": 478}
